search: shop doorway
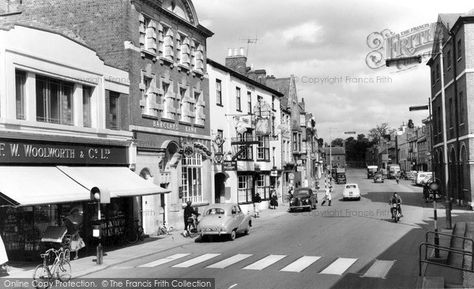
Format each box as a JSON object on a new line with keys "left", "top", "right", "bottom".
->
{"left": 214, "top": 173, "right": 226, "bottom": 203}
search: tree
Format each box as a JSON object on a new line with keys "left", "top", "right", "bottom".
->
{"left": 368, "top": 123, "right": 392, "bottom": 144}
{"left": 317, "top": 138, "right": 324, "bottom": 148}
{"left": 331, "top": 138, "right": 344, "bottom": 147}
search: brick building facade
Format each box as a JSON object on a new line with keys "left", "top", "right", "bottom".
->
{"left": 2, "top": 0, "right": 214, "bottom": 231}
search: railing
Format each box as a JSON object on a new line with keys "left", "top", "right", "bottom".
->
{"left": 419, "top": 231, "right": 474, "bottom": 276}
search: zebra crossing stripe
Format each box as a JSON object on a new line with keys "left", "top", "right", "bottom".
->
{"left": 206, "top": 254, "right": 253, "bottom": 269}
{"left": 172, "top": 254, "right": 221, "bottom": 268}
{"left": 138, "top": 253, "right": 190, "bottom": 268}
{"left": 280, "top": 256, "right": 321, "bottom": 272}
{"left": 362, "top": 260, "right": 395, "bottom": 279}
{"left": 319, "top": 258, "right": 357, "bottom": 275}
{"left": 243, "top": 255, "right": 286, "bottom": 271}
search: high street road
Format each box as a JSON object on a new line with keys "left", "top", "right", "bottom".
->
{"left": 85, "top": 168, "right": 433, "bottom": 289}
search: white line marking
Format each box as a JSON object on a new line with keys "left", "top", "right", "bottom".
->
{"left": 138, "top": 253, "right": 190, "bottom": 268}
{"left": 242, "top": 255, "right": 286, "bottom": 270}
{"left": 362, "top": 260, "right": 396, "bottom": 279}
{"left": 172, "top": 254, "right": 221, "bottom": 268}
{"left": 320, "top": 258, "right": 358, "bottom": 275}
{"left": 206, "top": 254, "right": 253, "bottom": 269}
{"left": 280, "top": 256, "right": 321, "bottom": 272}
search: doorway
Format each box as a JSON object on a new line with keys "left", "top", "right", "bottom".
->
{"left": 214, "top": 173, "right": 226, "bottom": 203}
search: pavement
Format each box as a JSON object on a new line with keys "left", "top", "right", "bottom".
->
{"left": 2, "top": 204, "right": 289, "bottom": 279}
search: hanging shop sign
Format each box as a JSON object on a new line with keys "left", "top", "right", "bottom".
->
{"left": 223, "top": 160, "right": 237, "bottom": 171}
{"left": 270, "top": 170, "right": 278, "bottom": 177}
{"left": 0, "top": 138, "right": 127, "bottom": 165}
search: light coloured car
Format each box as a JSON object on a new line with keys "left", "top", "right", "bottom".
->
{"left": 416, "top": 172, "right": 432, "bottom": 186}
{"left": 342, "top": 184, "right": 361, "bottom": 201}
{"left": 197, "top": 203, "right": 252, "bottom": 241}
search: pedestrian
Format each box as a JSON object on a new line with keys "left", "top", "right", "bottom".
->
{"left": 321, "top": 185, "right": 332, "bottom": 206}
{"left": 270, "top": 190, "right": 278, "bottom": 209}
{"left": 287, "top": 186, "right": 294, "bottom": 201}
{"left": 252, "top": 192, "right": 262, "bottom": 217}
{"left": 64, "top": 207, "right": 85, "bottom": 260}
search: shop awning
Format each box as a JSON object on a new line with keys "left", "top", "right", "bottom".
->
{"left": 0, "top": 167, "right": 91, "bottom": 206}
{"left": 57, "top": 166, "right": 170, "bottom": 198}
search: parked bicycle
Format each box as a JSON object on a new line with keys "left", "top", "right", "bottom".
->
{"left": 184, "top": 214, "right": 200, "bottom": 238}
{"left": 33, "top": 247, "right": 71, "bottom": 289}
{"left": 124, "top": 219, "right": 144, "bottom": 244}
{"left": 158, "top": 222, "right": 174, "bottom": 236}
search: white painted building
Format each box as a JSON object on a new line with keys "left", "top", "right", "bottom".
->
{"left": 207, "top": 58, "right": 283, "bottom": 214}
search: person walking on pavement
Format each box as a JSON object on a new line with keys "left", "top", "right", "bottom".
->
{"left": 270, "top": 189, "right": 278, "bottom": 209}
{"left": 252, "top": 192, "right": 262, "bottom": 217}
{"left": 321, "top": 185, "right": 332, "bottom": 206}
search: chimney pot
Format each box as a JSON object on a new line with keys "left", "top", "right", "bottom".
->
{"left": 239, "top": 47, "right": 245, "bottom": 56}
{"left": 233, "top": 48, "right": 239, "bottom": 56}
{"left": 227, "top": 48, "right": 233, "bottom": 57}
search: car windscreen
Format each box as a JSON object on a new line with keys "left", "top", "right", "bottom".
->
{"left": 294, "top": 190, "right": 310, "bottom": 197}
{"left": 205, "top": 208, "right": 226, "bottom": 215}
{"left": 345, "top": 185, "right": 357, "bottom": 189}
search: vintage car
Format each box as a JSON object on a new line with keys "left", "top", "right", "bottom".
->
{"left": 289, "top": 188, "right": 317, "bottom": 212}
{"left": 342, "top": 184, "right": 361, "bottom": 201}
{"left": 373, "top": 173, "right": 384, "bottom": 183}
{"left": 197, "top": 203, "right": 252, "bottom": 241}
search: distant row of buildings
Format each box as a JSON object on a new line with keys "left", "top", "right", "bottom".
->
{"left": 0, "top": 0, "right": 321, "bottom": 261}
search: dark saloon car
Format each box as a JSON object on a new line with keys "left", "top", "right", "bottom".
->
{"left": 289, "top": 188, "right": 317, "bottom": 212}
{"left": 373, "top": 173, "right": 384, "bottom": 183}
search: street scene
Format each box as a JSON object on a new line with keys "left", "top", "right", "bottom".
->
{"left": 1, "top": 0, "right": 474, "bottom": 289}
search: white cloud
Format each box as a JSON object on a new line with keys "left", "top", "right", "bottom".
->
{"left": 280, "top": 22, "right": 323, "bottom": 45}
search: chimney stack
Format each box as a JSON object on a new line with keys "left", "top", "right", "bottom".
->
{"left": 225, "top": 47, "right": 248, "bottom": 76}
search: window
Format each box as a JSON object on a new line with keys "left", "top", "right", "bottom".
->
{"left": 256, "top": 174, "right": 270, "bottom": 200}
{"left": 36, "top": 75, "right": 74, "bottom": 125}
{"left": 247, "top": 91, "right": 252, "bottom": 114}
{"left": 15, "top": 70, "right": 26, "bottom": 120}
{"left": 181, "top": 153, "right": 203, "bottom": 203}
{"left": 141, "top": 75, "right": 153, "bottom": 114}
{"left": 238, "top": 175, "right": 253, "bottom": 204}
{"left": 293, "top": 132, "right": 298, "bottom": 151}
{"left": 457, "top": 39, "right": 462, "bottom": 60}
{"left": 257, "top": 136, "right": 270, "bottom": 161}
{"left": 272, "top": 116, "right": 276, "bottom": 136}
{"left": 437, "top": 107, "right": 441, "bottom": 135}
{"left": 216, "top": 79, "right": 222, "bottom": 105}
{"left": 272, "top": 95, "right": 275, "bottom": 111}
{"left": 83, "top": 86, "right": 93, "bottom": 128}
{"left": 447, "top": 50, "right": 451, "bottom": 68}
{"left": 193, "top": 43, "right": 205, "bottom": 73}
{"left": 162, "top": 25, "right": 174, "bottom": 60}
{"left": 217, "top": 130, "right": 224, "bottom": 154}
{"left": 179, "top": 35, "right": 191, "bottom": 67}
{"left": 139, "top": 15, "right": 157, "bottom": 53}
{"left": 237, "top": 131, "right": 253, "bottom": 161}
{"left": 459, "top": 91, "right": 465, "bottom": 125}
{"left": 236, "top": 87, "right": 241, "bottom": 111}
{"left": 449, "top": 98, "right": 453, "bottom": 128}
{"left": 108, "top": 91, "right": 120, "bottom": 130}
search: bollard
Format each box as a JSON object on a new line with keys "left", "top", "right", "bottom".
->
{"left": 97, "top": 242, "right": 103, "bottom": 265}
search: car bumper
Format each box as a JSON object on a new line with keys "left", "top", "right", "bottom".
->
{"left": 343, "top": 195, "right": 360, "bottom": 199}
{"left": 289, "top": 205, "right": 311, "bottom": 210}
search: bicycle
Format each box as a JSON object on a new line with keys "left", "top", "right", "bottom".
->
{"left": 33, "top": 247, "right": 71, "bottom": 289}
{"left": 124, "top": 219, "right": 144, "bottom": 244}
{"left": 158, "top": 222, "right": 174, "bottom": 236}
{"left": 184, "top": 214, "right": 199, "bottom": 238}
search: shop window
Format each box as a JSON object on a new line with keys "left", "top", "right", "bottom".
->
{"left": 236, "top": 87, "right": 241, "bottom": 111}
{"left": 256, "top": 174, "right": 270, "bottom": 200}
{"left": 181, "top": 153, "right": 203, "bottom": 204}
{"left": 257, "top": 136, "right": 270, "bottom": 161}
{"left": 107, "top": 91, "right": 120, "bottom": 130}
{"left": 238, "top": 175, "right": 253, "bottom": 204}
{"left": 15, "top": 70, "right": 26, "bottom": 120}
{"left": 82, "top": 85, "right": 93, "bottom": 128}
{"left": 36, "top": 75, "right": 74, "bottom": 125}
{"left": 216, "top": 79, "right": 222, "bottom": 106}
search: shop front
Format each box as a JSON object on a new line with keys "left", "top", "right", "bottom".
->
{"left": 0, "top": 136, "right": 168, "bottom": 261}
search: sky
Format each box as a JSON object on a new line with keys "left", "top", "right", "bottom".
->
{"left": 193, "top": 0, "right": 474, "bottom": 141}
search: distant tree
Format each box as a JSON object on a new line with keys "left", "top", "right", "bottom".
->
{"left": 368, "top": 123, "right": 392, "bottom": 144}
{"left": 331, "top": 138, "right": 344, "bottom": 147}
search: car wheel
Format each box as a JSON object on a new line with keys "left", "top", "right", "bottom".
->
{"left": 357, "top": 197, "right": 361, "bottom": 201}
{"left": 229, "top": 230, "right": 236, "bottom": 241}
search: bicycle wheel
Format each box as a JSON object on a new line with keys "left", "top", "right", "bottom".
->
{"left": 63, "top": 249, "right": 71, "bottom": 262}
{"left": 125, "top": 227, "right": 138, "bottom": 244}
{"left": 33, "top": 265, "right": 52, "bottom": 289}
{"left": 57, "top": 259, "right": 72, "bottom": 282}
